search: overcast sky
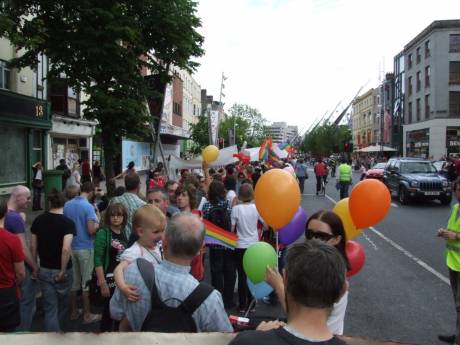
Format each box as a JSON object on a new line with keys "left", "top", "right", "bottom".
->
{"left": 194, "top": 0, "right": 459, "bottom": 133}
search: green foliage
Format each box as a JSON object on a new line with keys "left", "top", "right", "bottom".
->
{"left": 188, "top": 114, "right": 210, "bottom": 154}
{"left": 218, "top": 115, "right": 250, "bottom": 148}
{"left": 227, "top": 103, "right": 269, "bottom": 147}
{"left": 0, "top": 0, "right": 204, "bottom": 177}
{"left": 302, "top": 123, "right": 351, "bottom": 156}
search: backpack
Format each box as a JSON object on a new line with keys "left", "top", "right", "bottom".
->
{"left": 207, "top": 202, "right": 232, "bottom": 231}
{"left": 136, "top": 258, "right": 214, "bottom": 332}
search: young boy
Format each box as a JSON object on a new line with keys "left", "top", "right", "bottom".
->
{"left": 113, "top": 204, "right": 166, "bottom": 301}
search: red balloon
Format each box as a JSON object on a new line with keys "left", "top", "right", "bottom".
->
{"left": 346, "top": 240, "right": 366, "bottom": 278}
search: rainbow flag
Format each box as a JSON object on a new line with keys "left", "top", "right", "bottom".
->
{"left": 203, "top": 219, "right": 238, "bottom": 250}
{"left": 259, "top": 139, "right": 269, "bottom": 161}
{"left": 278, "top": 143, "right": 291, "bottom": 151}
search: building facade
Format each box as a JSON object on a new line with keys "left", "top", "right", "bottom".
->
{"left": 269, "top": 122, "right": 298, "bottom": 144}
{"left": 179, "top": 69, "right": 201, "bottom": 155}
{"left": 0, "top": 38, "right": 51, "bottom": 195}
{"left": 403, "top": 20, "right": 460, "bottom": 159}
{"left": 351, "top": 89, "right": 376, "bottom": 150}
{"left": 393, "top": 52, "right": 405, "bottom": 155}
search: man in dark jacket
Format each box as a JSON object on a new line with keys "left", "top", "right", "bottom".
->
{"left": 56, "top": 159, "right": 71, "bottom": 190}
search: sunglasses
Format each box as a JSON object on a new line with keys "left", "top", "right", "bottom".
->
{"left": 305, "top": 228, "right": 335, "bottom": 242}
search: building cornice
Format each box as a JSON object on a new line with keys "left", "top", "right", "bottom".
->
{"left": 404, "top": 19, "right": 460, "bottom": 52}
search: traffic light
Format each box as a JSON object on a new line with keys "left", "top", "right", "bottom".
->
{"left": 219, "top": 137, "right": 225, "bottom": 149}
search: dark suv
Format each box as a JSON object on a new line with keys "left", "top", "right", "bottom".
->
{"left": 383, "top": 158, "right": 452, "bottom": 205}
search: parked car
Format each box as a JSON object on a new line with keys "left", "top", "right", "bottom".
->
{"left": 383, "top": 158, "right": 452, "bottom": 205}
{"left": 365, "top": 162, "right": 386, "bottom": 180}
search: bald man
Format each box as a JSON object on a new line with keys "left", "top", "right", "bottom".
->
{"left": 5, "top": 186, "right": 38, "bottom": 331}
{"left": 111, "top": 213, "right": 232, "bottom": 332}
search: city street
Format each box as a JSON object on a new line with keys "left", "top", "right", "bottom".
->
{"left": 301, "top": 170, "right": 454, "bottom": 345}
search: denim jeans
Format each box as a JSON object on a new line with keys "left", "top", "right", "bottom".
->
{"left": 39, "top": 267, "right": 73, "bottom": 332}
{"left": 17, "top": 267, "right": 37, "bottom": 331}
{"left": 339, "top": 182, "right": 350, "bottom": 200}
{"left": 32, "top": 186, "right": 42, "bottom": 210}
{"left": 209, "top": 246, "right": 236, "bottom": 308}
{"left": 298, "top": 177, "right": 306, "bottom": 194}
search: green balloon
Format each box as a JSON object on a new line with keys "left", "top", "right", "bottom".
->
{"left": 243, "top": 242, "right": 278, "bottom": 284}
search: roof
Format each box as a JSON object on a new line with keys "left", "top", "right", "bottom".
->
{"left": 404, "top": 19, "right": 460, "bottom": 52}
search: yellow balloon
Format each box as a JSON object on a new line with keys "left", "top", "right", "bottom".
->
{"left": 202, "top": 145, "right": 220, "bottom": 163}
{"left": 333, "top": 198, "right": 362, "bottom": 240}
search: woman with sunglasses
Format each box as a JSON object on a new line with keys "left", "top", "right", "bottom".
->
{"left": 266, "top": 210, "right": 350, "bottom": 335}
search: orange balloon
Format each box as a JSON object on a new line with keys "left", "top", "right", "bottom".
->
{"left": 255, "top": 169, "right": 301, "bottom": 230}
{"left": 349, "top": 179, "right": 391, "bottom": 229}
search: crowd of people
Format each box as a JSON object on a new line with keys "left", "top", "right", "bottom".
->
{"left": 0, "top": 157, "right": 359, "bottom": 345}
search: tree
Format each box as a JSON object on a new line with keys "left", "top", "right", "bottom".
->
{"left": 227, "top": 103, "right": 270, "bottom": 147}
{"left": 302, "top": 123, "right": 351, "bottom": 157}
{"left": 0, "top": 0, "right": 204, "bottom": 185}
{"left": 188, "top": 114, "right": 210, "bottom": 154}
{"left": 218, "top": 115, "right": 251, "bottom": 148}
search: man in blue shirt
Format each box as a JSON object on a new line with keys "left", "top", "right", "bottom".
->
{"left": 295, "top": 159, "right": 308, "bottom": 194}
{"left": 110, "top": 212, "right": 233, "bottom": 332}
{"left": 64, "top": 182, "right": 100, "bottom": 324}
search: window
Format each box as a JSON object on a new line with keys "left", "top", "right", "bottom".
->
{"left": 450, "top": 61, "right": 460, "bottom": 84}
{"left": 408, "top": 102, "right": 413, "bottom": 124}
{"left": 425, "top": 66, "right": 430, "bottom": 87}
{"left": 173, "top": 102, "right": 182, "bottom": 116}
{"left": 425, "top": 40, "right": 431, "bottom": 58}
{"left": 416, "top": 71, "right": 421, "bottom": 92}
{"left": 408, "top": 76, "right": 413, "bottom": 96}
{"left": 49, "top": 77, "right": 80, "bottom": 117}
{"left": 416, "top": 98, "right": 421, "bottom": 121}
{"left": 450, "top": 91, "right": 460, "bottom": 116}
{"left": 0, "top": 60, "right": 11, "bottom": 90}
{"left": 425, "top": 95, "right": 430, "bottom": 118}
{"left": 408, "top": 54, "right": 413, "bottom": 69}
{"left": 416, "top": 47, "right": 421, "bottom": 64}
{"left": 449, "top": 34, "right": 460, "bottom": 53}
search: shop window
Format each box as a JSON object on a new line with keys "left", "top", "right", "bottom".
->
{"left": 0, "top": 126, "right": 26, "bottom": 185}
{"left": 450, "top": 62, "right": 460, "bottom": 84}
{"left": 449, "top": 34, "right": 460, "bottom": 53}
{"left": 449, "top": 91, "right": 460, "bottom": 116}
{"left": 0, "top": 60, "right": 11, "bottom": 90}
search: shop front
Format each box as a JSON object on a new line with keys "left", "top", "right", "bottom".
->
{"left": 446, "top": 126, "right": 460, "bottom": 156}
{"left": 406, "top": 128, "right": 430, "bottom": 159}
{"left": 46, "top": 115, "right": 97, "bottom": 169}
{"left": 0, "top": 89, "right": 51, "bottom": 195}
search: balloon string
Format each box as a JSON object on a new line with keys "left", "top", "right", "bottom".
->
{"left": 244, "top": 298, "right": 257, "bottom": 318}
{"left": 276, "top": 231, "right": 279, "bottom": 262}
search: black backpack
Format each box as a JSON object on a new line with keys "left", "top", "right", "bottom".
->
{"left": 136, "top": 258, "right": 214, "bottom": 332}
{"left": 207, "top": 202, "right": 232, "bottom": 231}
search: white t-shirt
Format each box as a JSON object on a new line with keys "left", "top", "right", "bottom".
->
{"left": 231, "top": 203, "right": 261, "bottom": 249}
{"left": 35, "top": 169, "right": 43, "bottom": 180}
{"left": 120, "top": 241, "right": 162, "bottom": 265}
{"left": 226, "top": 190, "right": 237, "bottom": 206}
{"left": 327, "top": 290, "right": 348, "bottom": 335}
{"left": 66, "top": 171, "right": 80, "bottom": 187}
{"left": 198, "top": 196, "right": 207, "bottom": 211}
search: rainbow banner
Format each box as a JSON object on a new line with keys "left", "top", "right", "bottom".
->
{"left": 203, "top": 219, "right": 238, "bottom": 250}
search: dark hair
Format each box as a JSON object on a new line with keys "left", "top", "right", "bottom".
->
{"left": 224, "top": 176, "right": 237, "bottom": 192}
{"left": 124, "top": 172, "right": 140, "bottom": 191}
{"left": 48, "top": 189, "right": 66, "bottom": 209}
{"left": 285, "top": 241, "right": 346, "bottom": 309}
{"left": 238, "top": 183, "right": 254, "bottom": 202}
{"left": 175, "top": 184, "right": 197, "bottom": 210}
{"left": 184, "top": 175, "right": 200, "bottom": 190}
{"left": 0, "top": 198, "right": 7, "bottom": 219}
{"left": 208, "top": 180, "right": 226, "bottom": 204}
{"left": 81, "top": 182, "right": 95, "bottom": 193}
{"left": 127, "top": 161, "right": 135, "bottom": 169}
{"left": 226, "top": 165, "right": 234, "bottom": 175}
{"left": 209, "top": 168, "right": 216, "bottom": 175}
{"left": 114, "top": 186, "right": 126, "bottom": 197}
{"left": 165, "top": 180, "right": 178, "bottom": 189}
{"left": 305, "top": 210, "right": 350, "bottom": 270}
{"left": 59, "top": 159, "right": 66, "bottom": 164}
{"left": 104, "top": 203, "right": 128, "bottom": 229}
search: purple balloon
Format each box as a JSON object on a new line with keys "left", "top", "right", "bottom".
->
{"left": 278, "top": 207, "right": 307, "bottom": 245}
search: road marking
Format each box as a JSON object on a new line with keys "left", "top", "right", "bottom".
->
{"left": 362, "top": 232, "right": 378, "bottom": 251}
{"left": 324, "top": 193, "right": 450, "bottom": 286}
{"left": 391, "top": 203, "right": 399, "bottom": 208}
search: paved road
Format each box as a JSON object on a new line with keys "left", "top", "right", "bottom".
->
{"left": 300, "top": 170, "right": 455, "bottom": 345}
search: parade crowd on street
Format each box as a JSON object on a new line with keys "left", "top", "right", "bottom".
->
{"left": 1, "top": 155, "right": 460, "bottom": 345}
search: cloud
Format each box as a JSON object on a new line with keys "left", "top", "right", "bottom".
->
{"left": 194, "top": 0, "right": 459, "bottom": 132}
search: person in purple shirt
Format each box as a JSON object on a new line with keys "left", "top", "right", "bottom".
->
{"left": 5, "top": 185, "right": 38, "bottom": 331}
{"left": 63, "top": 182, "right": 101, "bottom": 324}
